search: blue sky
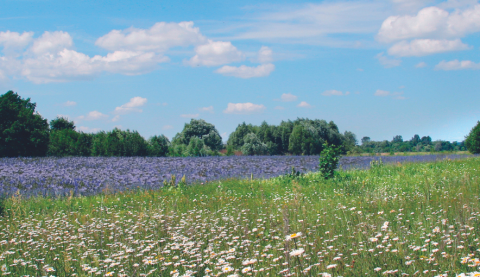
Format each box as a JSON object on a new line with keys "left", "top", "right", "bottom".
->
{"left": 1, "top": 0, "right": 480, "bottom": 142}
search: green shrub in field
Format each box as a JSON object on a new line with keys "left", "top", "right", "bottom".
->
{"left": 319, "top": 142, "right": 342, "bottom": 179}
{"left": 466, "top": 121, "right": 480, "bottom": 154}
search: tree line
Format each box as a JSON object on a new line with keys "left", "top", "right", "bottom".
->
{"left": 1, "top": 90, "right": 478, "bottom": 157}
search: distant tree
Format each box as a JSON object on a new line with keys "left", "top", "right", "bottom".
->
{"left": 410, "top": 134, "right": 421, "bottom": 146}
{"left": 227, "top": 122, "right": 257, "bottom": 150}
{"left": 361, "top": 137, "right": 371, "bottom": 145}
{"left": 0, "top": 91, "right": 49, "bottom": 157}
{"left": 185, "top": 137, "right": 209, "bottom": 156}
{"left": 148, "top": 135, "right": 170, "bottom": 157}
{"left": 392, "top": 135, "right": 403, "bottom": 143}
{"left": 241, "top": 133, "right": 268, "bottom": 155}
{"left": 465, "top": 121, "right": 480, "bottom": 154}
{"left": 173, "top": 119, "right": 222, "bottom": 151}
{"left": 343, "top": 131, "right": 357, "bottom": 153}
{"left": 50, "top": 116, "right": 75, "bottom": 131}
{"left": 421, "top": 136, "right": 432, "bottom": 145}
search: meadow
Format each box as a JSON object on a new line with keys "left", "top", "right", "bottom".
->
{"left": 0, "top": 155, "right": 479, "bottom": 276}
{"left": 0, "top": 154, "right": 470, "bottom": 198}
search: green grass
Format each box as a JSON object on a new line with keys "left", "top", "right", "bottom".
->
{"left": 1, "top": 157, "right": 480, "bottom": 276}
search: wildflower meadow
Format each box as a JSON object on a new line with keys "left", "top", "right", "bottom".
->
{"left": 1, "top": 156, "right": 480, "bottom": 276}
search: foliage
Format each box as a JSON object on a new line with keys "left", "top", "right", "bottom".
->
{"left": 49, "top": 116, "right": 75, "bottom": 131}
{"left": 91, "top": 128, "right": 149, "bottom": 157}
{"left": 0, "top": 91, "right": 49, "bottom": 157}
{"left": 172, "top": 119, "right": 222, "bottom": 151}
{"left": 465, "top": 121, "right": 480, "bottom": 154}
{"left": 148, "top": 135, "right": 170, "bottom": 157}
{"left": 240, "top": 133, "right": 268, "bottom": 155}
{"left": 318, "top": 142, "right": 342, "bottom": 179}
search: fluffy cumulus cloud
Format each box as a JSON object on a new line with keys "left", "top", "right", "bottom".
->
{"left": 374, "top": 89, "right": 405, "bottom": 100}
{"left": 435, "top": 59, "right": 480, "bottom": 70}
{"left": 388, "top": 39, "right": 470, "bottom": 56}
{"left": 62, "top": 101, "right": 77, "bottom": 107}
{"left": 77, "top": 126, "right": 102, "bottom": 133}
{"left": 322, "top": 90, "right": 349, "bottom": 96}
{"left": 114, "top": 97, "right": 147, "bottom": 114}
{"left": 280, "top": 93, "right": 297, "bottom": 102}
{"left": 77, "top": 111, "right": 109, "bottom": 121}
{"left": 95, "top": 21, "right": 206, "bottom": 52}
{"left": 297, "top": 101, "right": 312, "bottom": 108}
{"left": 375, "top": 89, "right": 391, "bottom": 96}
{"left": 199, "top": 106, "right": 214, "bottom": 113}
{"left": 0, "top": 31, "right": 33, "bottom": 55}
{"left": 0, "top": 30, "right": 170, "bottom": 83}
{"left": 223, "top": 103, "right": 266, "bottom": 114}
{"left": 186, "top": 40, "right": 243, "bottom": 67}
{"left": 377, "top": 5, "right": 480, "bottom": 43}
{"left": 216, "top": 64, "right": 275, "bottom": 78}
{"left": 0, "top": 21, "right": 263, "bottom": 83}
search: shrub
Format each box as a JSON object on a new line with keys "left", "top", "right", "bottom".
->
{"left": 466, "top": 121, "right": 480, "bottom": 154}
{"left": 319, "top": 143, "right": 342, "bottom": 179}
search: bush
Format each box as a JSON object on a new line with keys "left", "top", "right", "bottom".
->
{"left": 241, "top": 133, "right": 268, "bottom": 155}
{"left": 466, "top": 121, "right": 480, "bottom": 154}
{"left": 319, "top": 143, "right": 342, "bottom": 179}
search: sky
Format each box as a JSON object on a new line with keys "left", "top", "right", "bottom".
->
{"left": 1, "top": 0, "right": 480, "bottom": 143}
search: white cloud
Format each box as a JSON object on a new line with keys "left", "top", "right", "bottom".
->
{"left": 93, "top": 50, "right": 169, "bottom": 75}
{"left": 112, "top": 115, "right": 121, "bottom": 122}
{"left": 0, "top": 31, "right": 169, "bottom": 83}
{"left": 435, "top": 59, "right": 480, "bottom": 70}
{"left": 95, "top": 21, "right": 206, "bottom": 52}
{"left": 280, "top": 93, "right": 297, "bottom": 102}
{"left": 180, "top": 113, "right": 199, "bottom": 118}
{"left": 257, "top": 46, "right": 273, "bottom": 63}
{"left": 388, "top": 39, "right": 470, "bottom": 56}
{"left": 114, "top": 96, "right": 147, "bottom": 114}
{"left": 29, "top": 31, "right": 73, "bottom": 55}
{"left": 322, "top": 90, "right": 345, "bottom": 96}
{"left": 375, "top": 52, "right": 401, "bottom": 68}
{"left": 186, "top": 40, "right": 243, "bottom": 67}
{"left": 199, "top": 106, "right": 214, "bottom": 113}
{"left": 233, "top": 1, "right": 389, "bottom": 45}
{"left": 375, "top": 89, "right": 391, "bottom": 96}
{"left": 77, "top": 111, "right": 109, "bottom": 121}
{"left": 416, "top": 61, "right": 427, "bottom": 68}
{"left": 62, "top": 101, "right": 77, "bottom": 107}
{"left": 77, "top": 126, "right": 101, "bottom": 133}
{"left": 223, "top": 103, "right": 266, "bottom": 114}
{"left": 0, "top": 31, "right": 33, "bottom": 55}
{"left": 163, "top": 125, "right": 173, "bottom": 130}
{"left": 374, "top": 89, "right": 405, "bottom": 99}
{"left": 297, "top": 101, "right": 312, "bottom": 108}
{"left": 377, "top": 5, "right": 480, "bottom": 43}
{"left": 215, "top": 63, "right": 275, "bottom": 78}
{"left": 391, "top": 0, "right": 433, "bottom": 13}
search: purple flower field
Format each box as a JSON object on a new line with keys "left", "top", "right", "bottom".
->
{"left": 0, "top": 154, "right": 472, "bottom": 197}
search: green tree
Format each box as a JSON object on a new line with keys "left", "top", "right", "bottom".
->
{"left": 465, "top": 121, "right": 480, "bottom": 154}
{"left": 50, "top": 116, "right": 75, "bottom": 131}
{"left": 241, "top": 133, "right": 268, "bottom": 155}
{"left": 173, "top": 119, "right": 222, "bottom": 151}
{"left": 0, "top": 91, "right": 49, "bottom": 157}
{"left": 148, "top": 135, "right": 170, "bottom": 157}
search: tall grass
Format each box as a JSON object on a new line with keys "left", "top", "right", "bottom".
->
{"left": 0, "top": 157, "right": 479, "bottom": 276}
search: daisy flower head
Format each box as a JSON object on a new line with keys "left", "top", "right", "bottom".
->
{"left": 222, "top": 266, "right": 234, "bottom": 273}
{"left": 289, "top": 248, "right": 305, "bottom": 257}
{"left": 286, "top": 232, "right": 302, "bottom": 241}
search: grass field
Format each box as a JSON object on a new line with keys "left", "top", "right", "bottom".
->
{"left": 1, "top": 157, "right": 480, "bottom": 276}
